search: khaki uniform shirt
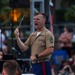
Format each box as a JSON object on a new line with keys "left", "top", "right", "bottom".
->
{"left": 24, "top": 27, "right": 54, "bottom": 59}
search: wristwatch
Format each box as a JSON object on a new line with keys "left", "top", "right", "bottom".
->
{"left": 35, "top": 54, "right": 39, "bottom": 59}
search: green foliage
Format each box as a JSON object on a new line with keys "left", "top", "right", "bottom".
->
{"left": 0, "top": 0, "right": 11, "bottom": 25}
{"left": 1, "top": 0, "right": 9, "bottom": 5}
{"left": 0, "top": 0, "right": 30, "bottom": 26}
{"left": 64, "top": 5, "right": 75, "bottom": 22}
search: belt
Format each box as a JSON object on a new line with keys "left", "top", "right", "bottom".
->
{"left": 32, "top": 58, "right": 49, "bottom": 64}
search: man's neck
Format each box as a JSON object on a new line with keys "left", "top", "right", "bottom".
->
{"left": 36, "top": 26, "right": 44, "bottom": 32}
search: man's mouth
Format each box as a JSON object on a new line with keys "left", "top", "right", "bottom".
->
{"left": 35, "top": 23, "right": 38, "bottom": 26}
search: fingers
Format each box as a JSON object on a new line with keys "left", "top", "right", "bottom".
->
{"left": 30, "top": 56, "right": 36, "bottom": 61}
{"left": 14, "top": 27, "right": 19, "bottom": 38}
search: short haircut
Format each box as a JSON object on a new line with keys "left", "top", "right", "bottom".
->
{"left": 34, "top": 12, "right": 46, "bottom": 19}
{"left": 64, "top": 26, "right": 73, "bottom": 32}
{"left": 2, "top": 60, "right": 22, "bottom": 75}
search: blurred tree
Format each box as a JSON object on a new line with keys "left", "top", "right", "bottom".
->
{"left": 64, "top": 5, "right": 75, "bottom": 22}
{"left": 0, "top": 0, "right": 30, "bottom": 26}
{"left": 0, "top": 0, "right": 12, "bottom": 25}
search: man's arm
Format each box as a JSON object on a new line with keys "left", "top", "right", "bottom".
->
{"left": 14, "top": 27, "right": 28, "bottom": 52}
{"left": 30, "top": 47, "right": 54, "bottom": 61}
{"left": 38, "top": 47, "right": 54, "bottom": 58}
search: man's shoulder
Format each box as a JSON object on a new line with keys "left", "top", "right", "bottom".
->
{"left": 30, "top": 32, "right": 36, "bottom": 36}
{"left": 45, "top": 29, "right": 53, "bottom": 36}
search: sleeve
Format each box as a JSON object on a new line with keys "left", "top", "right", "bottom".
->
{"left": 24, "top": 33, "right": 33, "bottom": 48}
{"left": 46, "top": 32, "right": 54, "bottom": 48}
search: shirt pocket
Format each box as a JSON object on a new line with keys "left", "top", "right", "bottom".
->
{"left": 38, "top": 39, "right": 46, "bottom": 47}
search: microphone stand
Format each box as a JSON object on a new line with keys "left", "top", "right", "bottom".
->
{"left": 12, "top": 47, "right": 21, "bottom": 55}
{"left": 12, "top": 47, "right": 21, "bottom": 58}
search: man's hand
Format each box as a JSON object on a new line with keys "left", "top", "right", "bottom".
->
{"left": 14, "top": 27, "right": 19, "bottom": 38}
{"left": 30, "top": 55, "right": 36, "bottom": 61}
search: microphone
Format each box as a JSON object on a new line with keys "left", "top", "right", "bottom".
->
{"left": 12, "top": 47, "right": 21, "bottom": 55}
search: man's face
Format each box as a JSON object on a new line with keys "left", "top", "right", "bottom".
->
{"left": 34, "top": 14, "right": 46, "bottom": 30}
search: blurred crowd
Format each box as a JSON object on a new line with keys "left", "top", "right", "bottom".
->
{"left": 0, "top": 25, "right": 75, "bottom": 74}
{"left": 51, "top": 54, "right": 75, "bottom": 75}
{"left": 0, "top": 29, "right": 25, "bottom": 55}
{"left": 0, "top": 29, "right": 8, "bottom": 55}
{"left": 51, "top": 26, "right": 75, "bottom": 75}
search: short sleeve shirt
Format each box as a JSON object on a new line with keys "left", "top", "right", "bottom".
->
{"left": 24, "top": 27, "right": 54, "bottom": 58}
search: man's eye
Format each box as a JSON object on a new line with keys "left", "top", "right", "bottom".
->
{"left": 34, "top": 19, "right": 39, "bottom": 20}
{"left": 37, "top": 19, "right": 39, "bottom": 20}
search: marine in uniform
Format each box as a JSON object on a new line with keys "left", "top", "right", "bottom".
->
{"left": 25, "top": 27, "right": 54, "bottom": 75}
{"left": 14, "top": 12, "right": 54, "bottom": 75}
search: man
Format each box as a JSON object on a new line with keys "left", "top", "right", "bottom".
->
{"left": 2, "top": 60, "right": 22, "bottom": 75}
{"left": 14, "top": 12, "right": 54, "bottom": 75}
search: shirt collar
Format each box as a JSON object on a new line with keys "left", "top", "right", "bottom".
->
{"left": 32, "top": 27, "right": 47, "bottom": 36}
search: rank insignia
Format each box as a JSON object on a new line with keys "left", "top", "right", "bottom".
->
{"left": 50, "top": 36, "right": 53, "bottom": 43}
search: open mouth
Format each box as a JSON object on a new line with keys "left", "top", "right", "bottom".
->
{"left": 35, "top": 23, "right": 38, "bottom": 26}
